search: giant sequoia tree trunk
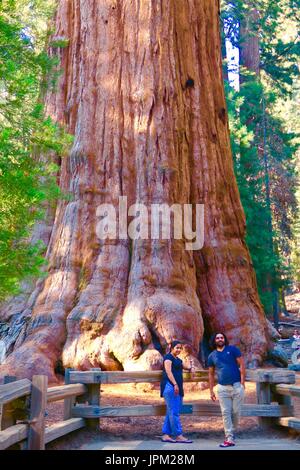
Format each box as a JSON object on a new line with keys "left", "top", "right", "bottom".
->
{"left": 0, "top": 0, "right": 273, "bottom": 382}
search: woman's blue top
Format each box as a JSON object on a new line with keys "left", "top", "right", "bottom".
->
{"left": 160, "top": 353, "right": 184, "bottom": 397}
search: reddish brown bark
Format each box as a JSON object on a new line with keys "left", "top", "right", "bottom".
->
{"left": 0, "top": 0, "right": 273, "bottom": 382}
{"left": 240, "top": 7, "right": 260, "bottom": 78}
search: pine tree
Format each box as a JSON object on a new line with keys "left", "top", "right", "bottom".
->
{"left": 221, "top": 0, "right": 299, "bottom": 317}
{"left": 0, "top": 0, "right": 72, "bottom": 300}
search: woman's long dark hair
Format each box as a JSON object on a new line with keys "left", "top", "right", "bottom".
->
{"left": 209, "top": 332, "right": 229, "bottom": 350}
{"left": 169, "top": 340, "right": 182, "bottom": 352}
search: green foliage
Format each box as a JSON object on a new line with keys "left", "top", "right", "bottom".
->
{"left": 0, "top": 0, "right": 72, "bottom": 301}
{"left": 222, "top": 0, "right": 300, "bottom": 315}
{"left": 226, "top": 80, "right": 298, "bottom": 313}
{"left": 222, "top": 0, "right": 300, "bottom": 95}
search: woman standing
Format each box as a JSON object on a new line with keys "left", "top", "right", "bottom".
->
{"left": 160, "top": 340, "right": 194, "bottom": 443}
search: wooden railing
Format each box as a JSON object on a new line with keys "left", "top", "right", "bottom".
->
{"left": 0, "top": 368, "right": 298, "bottom": 450}
{"left": 0, "top": 374, "right": 87, "bottom": 450}
{"left": 275, "top": 384, "right": 300, "bottom": 431}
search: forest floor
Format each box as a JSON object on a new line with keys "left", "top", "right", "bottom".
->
{"left": 45, "top": 378, "right": 300, "bottom": 450}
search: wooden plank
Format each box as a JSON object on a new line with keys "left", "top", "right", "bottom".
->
{"left": 69, "top": 370, "right": 210, "bottom": 384}
{"left": 256, "top": 381, "right": 276, "bottom": 430}
{"left": 0, "top": 419, "right": 86, "bottom": 450}
{"left": 86, "top": 368, "right": 101, "bottom": 430}
{"left": 69, "top": 368, "right": 295, "bottom": 384}
{"left": 275, "top": 384, "right": 300, "bottom": 398}
{"left": 256, "top": 382, "right": 271, "bottom": 404}
{"left": 247, "top": 369, "right": 295, "bottom": 384}
{"left": 278, "top": 417, "right": 300, "bottom": 431}
{"left": 69, "top": 370, "right": 103, "bottom": 384}
{"left": 241, "top": 404, "right": 292, "bottom": 417}
{"left": 45, "top": 418, "right": 85, "bottom": 444}
{"left": 47, "top": 383, "right": 87, "bottom": 403}
{"left": 63, "top": 368, "right": 74, "bottom": 420}
{"left": 27, "top": 375, "right": 48, "bottom": 450}
{"left": 0, "top": 424, "right": 28, "bottom": 450}
{"left": 70, "top": 370, "right": 161, "bottom": 384}
{"left": 71, "top": 403, "right": 290, "bottom": 418}
{"left": 72, "top": 404, "right": 174, "bottom": 418}
{"left": 0, "top": 379, "right": 31, "bottom": 405}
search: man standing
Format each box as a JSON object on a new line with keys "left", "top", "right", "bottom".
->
{"left": 208, "top": 332, "right": 245, "bottom": 447}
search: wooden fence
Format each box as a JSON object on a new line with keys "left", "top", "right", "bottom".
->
{"left": 0, "top": 368, "right": 299, "bottom": 450}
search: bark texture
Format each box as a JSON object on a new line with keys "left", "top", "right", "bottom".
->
{"left": 240, "top": 7, "right": 260, "bottom": 78}
{"left": 0, "top": 0, "right": 272, "bottom": 382}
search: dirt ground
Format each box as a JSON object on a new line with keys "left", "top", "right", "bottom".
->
{"left": 285, "top": 291, "right": 300, "bottom": 316}
{"left": 45, "top": 380, "right": 300, "bottom": 450}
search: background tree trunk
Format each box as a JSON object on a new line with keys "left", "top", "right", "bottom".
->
{"left": 239, "top": 5, "right": 279, "bottom": 324}
{"left": 0, "top": 0, "right": 272, "bottom": 382}
{"left": 240, "top": 8, "right": 260, "bottom": 79}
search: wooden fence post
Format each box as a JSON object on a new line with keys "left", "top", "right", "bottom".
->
{"left": 256, "top": 381, "right": 274, "bottom": 430}
{"left": 86, "top": 368, "right": 101, "bottom": 431}
{"left": 27, "top": 375, "right": 48, "bottom": 450}
{"left": 63, "top": 368, "right": 75, "bottom": 420}
{"left": 255, "top": 369, "right": 295, "bottom": 430}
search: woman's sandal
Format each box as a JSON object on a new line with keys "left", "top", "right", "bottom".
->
{"left": 160, "top": 436, "right": 176, "bottom": 443}
{"left": 175, "top": 438, "right": 193, "bottom": 443}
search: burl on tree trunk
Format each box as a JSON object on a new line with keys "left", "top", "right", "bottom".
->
{"left": 0, "top": 0, "right": 273, "bottom": 382}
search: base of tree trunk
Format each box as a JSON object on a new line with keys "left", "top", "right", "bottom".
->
{"left": 0, "top": 0, "right": 276, "bottom": 382}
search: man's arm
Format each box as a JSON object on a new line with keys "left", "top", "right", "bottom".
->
{"left": 236, "top": 356, "right": 246, "bottom": 388}
{"left": 208, "top": 366, "right": 216, "bottom": 401}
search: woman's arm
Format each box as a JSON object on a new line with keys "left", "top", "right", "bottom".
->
{"left": 164, "top": 359, "right": 179, "bottom": 395}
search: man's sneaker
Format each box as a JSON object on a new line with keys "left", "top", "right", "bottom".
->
{"left": 219, "top": 440, "right": 235, "bottom": 448}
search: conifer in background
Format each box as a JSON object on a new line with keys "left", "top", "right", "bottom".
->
{"left": 0, "top": 0, "right": 72, "bottom": 300}
{"left": 221, "top": 0, "right": 299, "bottom": 318}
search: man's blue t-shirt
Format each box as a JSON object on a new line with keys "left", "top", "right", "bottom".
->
{"left": 207, "top": 345, "right": 242, "bottom": 385}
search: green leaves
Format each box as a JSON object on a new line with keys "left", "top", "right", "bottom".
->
{"left": 226, "top": 74, "right": 298, "bottom": 315}
{"left": 0, "top": 1, "right": 71, "bottom": 301}
{"left": 222, "top": 0, "right": 299, "bottom": 315}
